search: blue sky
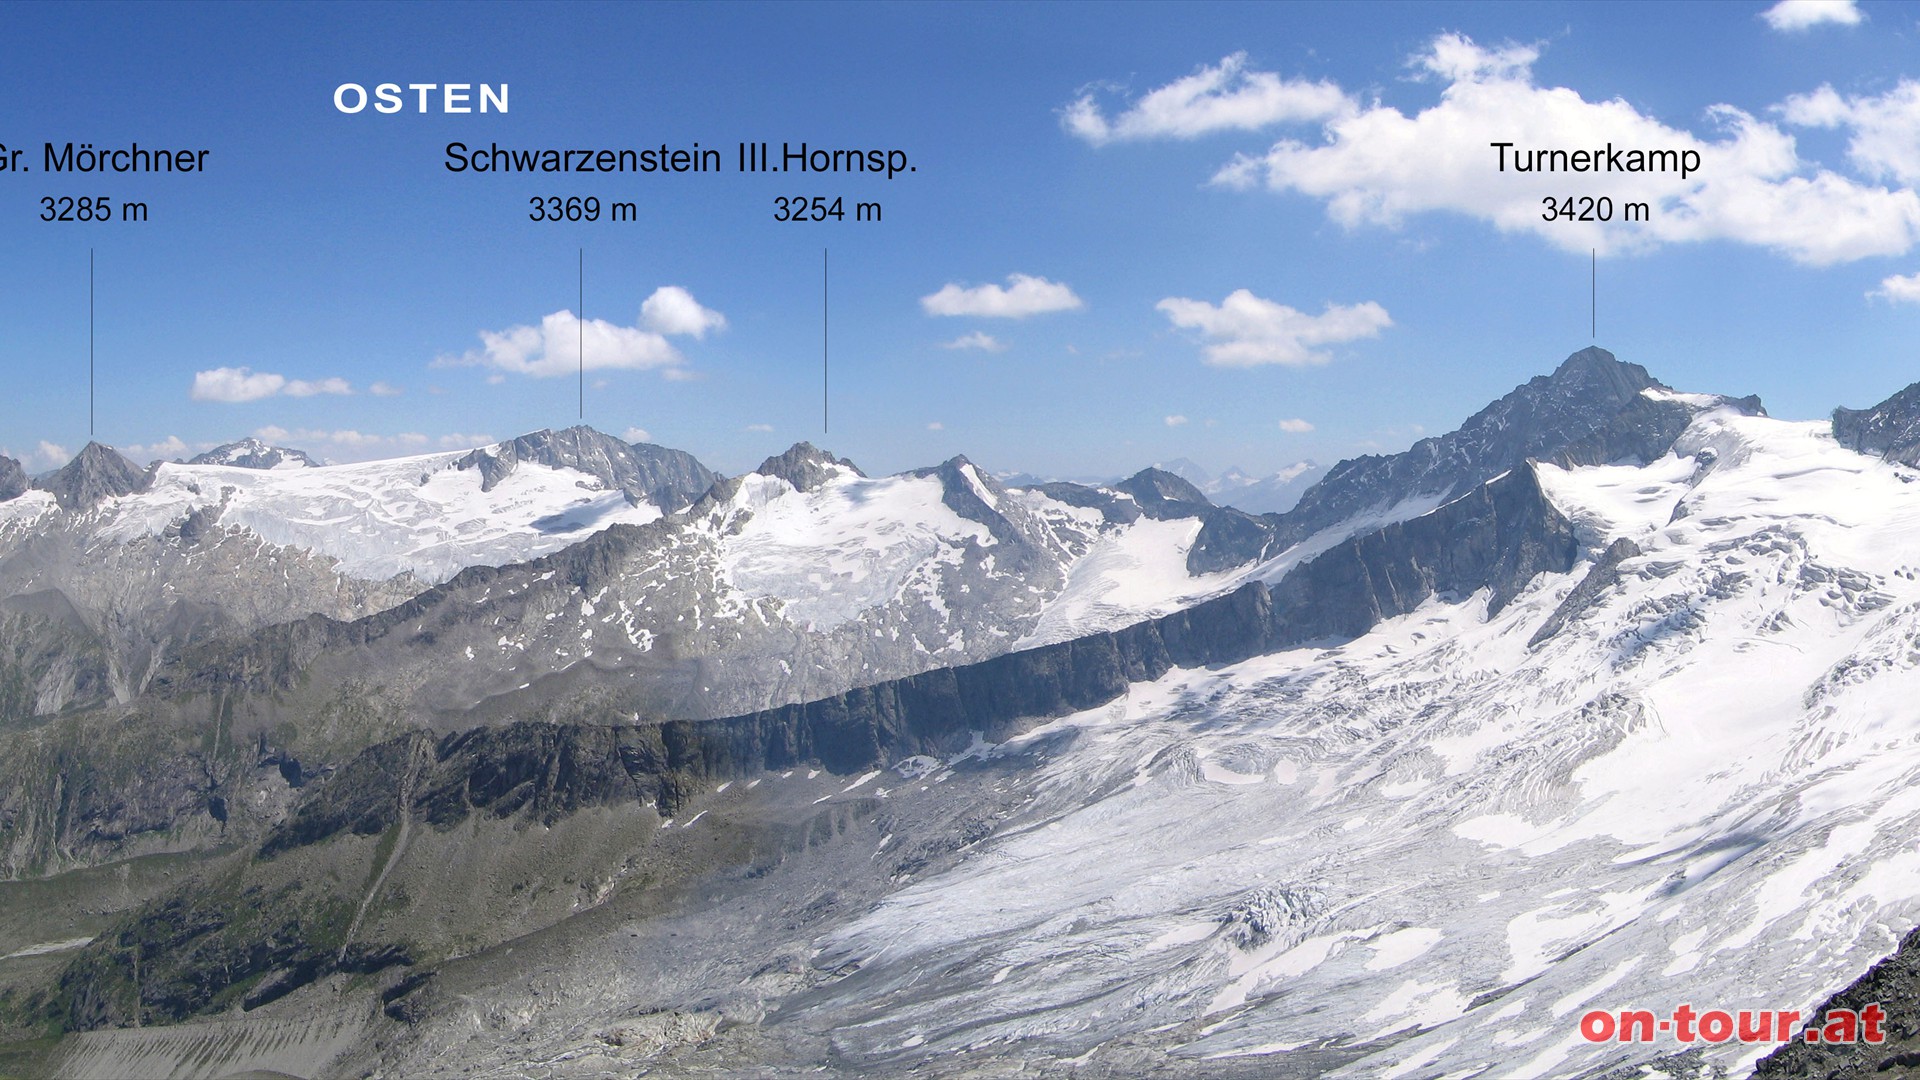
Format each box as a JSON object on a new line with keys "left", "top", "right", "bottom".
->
{"left": 4, "top": 0, "right": 1920, "bottom": 480}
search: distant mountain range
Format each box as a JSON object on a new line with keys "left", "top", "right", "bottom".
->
{"left": 8, "top": 347, "right": 1920, "bottom": 1079}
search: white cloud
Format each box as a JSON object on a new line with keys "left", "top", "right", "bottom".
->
{"left": 1780, "top": 82, "right": 1920, "bottom": 184}
{"left": 640, "top": 285, "right": 727, "bottom": 338}
{"left": 442, "top": 287, "right": 723, "bottom": 380}
{"left": 34, "top": 441, "right": 70, "bottom": 468}
{"left": 941, "top": 331, "right": 1008, "bottom": 352}
{"left": 242, "top": 426, "right": 485, "bottom": 463}
{"left": 1872, "top": 271, "right": 1920, "bottom": 303}
{"left": 1164, "top": 414, "right": 1189, "bottom": 427}
{"left": 1278, "top": 418, "right": 1316, "bottom": 433}
{"left": 622, "top": 427, "right": 653, "bottom": 443}
{"left": 1125, "top": 33, "right": 1920, "bottom": 266}
{"left": 369, "top": 381, "right": 403, "bottom": 397}
{"left": 1762, "top": 0, "right": 1862, "bottom": 31}
{"left": 927, "top": 421, "right": 944, "bottom": 431}
{"left": 1063, "top": 52, "right": 1352, "bottom": 145}
{"left": 192, "top": 367, "right": 353, "bottom": 402}
{"left": 192, "top": 367, "right": 284, "bottom": 403}
{"left": 1157, "top": 289, "right": 1392, "bottom": 367}
{"left": 284, "top": 377, "right": 352, "bottom": 398}
{"left": 442, "top": 310, "right": 681, "bottom": 378}
{"left": 745, "top": 423, "right": 774, "bottom": 432}
{"left": 921, "top": 274, "right": 1083, "bottom": 318}
{"left": 124, "top": 435, "right": 190, "bottom": 461}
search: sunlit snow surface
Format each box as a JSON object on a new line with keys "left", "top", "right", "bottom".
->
{"left": 89, "top": 450, "right": 662, "bottom": 582}
{"left": 810, "top": 411, "right": 1920, "bottom": 1077}
{"left": 718, "top": 470, "right": 989, "bottom": 630}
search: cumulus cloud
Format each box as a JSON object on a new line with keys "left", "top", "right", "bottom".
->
{"left": 441, "top": 286, "right": 723, "bottom": 379}
{"left": 1164, "top": 414, "right": 1189, "bottom": 426}
{"left": 369, "top": 381, "right": 403, "bottom": 397}
{"left": 622, "top": 427, "right": 653, "bottom": 443}
{"left": 927, "top": 421, "right": 944, "bottom": 430}
{"left": 1157, "top": 290, "right": 1391, "bottom": 367}
{"left": 244, "top": 426, "right": 479, "bottom": 463}
{"left": 640, "top": 285, "right": 727, "bottom": 338}
{"left": 921, "top": 274, "right": 1083, "bottom": 318}
{"left": 1762, "top": 0, "right": 1862, "bottom": 31}
{"left": 1278, "top": 418, "right": 1316, "bottom": 433}
{"left": 1780, "top": 82, "right": 1920, "bottom": 184}
{"left": 34, "top": 441, "right": 70, "bottom": 468}
{"left": 124, "top": 435, "right": 190, "bottom": 461}
{"left": 1062, "top": 52, "right": 1352, "bottom": 144}
{"left": 1083, "top": 34, "right": 1920, "bottom": 266}
{"left": 1872, "top": 271, "right": 1920, "bottom": 303}
{"left": 284, "top": 377, "right": 352, "bottom": 398}
{"left": 191, "top": 367, "right": 354, "bottom": 403}
{"left": 941, "top": 331, "right": 1008, "bottom": 352}
{"left": 745, "top": 423, "right": 774, "bottom": 432}
{"left": 194, "top": 367, "right": 285, "bottom": 402}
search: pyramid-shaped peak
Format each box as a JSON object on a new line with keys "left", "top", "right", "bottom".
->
{"left": 757, "top": 442, "right": 863, "bottom": 492}
{"left": 35, "top": 442, "right": 149, "bottom": 511}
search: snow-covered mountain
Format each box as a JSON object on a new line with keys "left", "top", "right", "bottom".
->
{"left": 187, "top": 438, "right": 322, "bottom": 470}
{"left": 14, "top": 349, "right": 1920, "bottom": 1080}
{"left": 788, "top": 404, "right": 1920, "bottom": 1078}
{"left": 1153, "top": 457, "right": 1327, "bottom": 514}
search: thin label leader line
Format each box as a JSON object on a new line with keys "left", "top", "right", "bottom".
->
{"left": 578, "top": 247, "right": 585, "bottom": 420}
{"left": 823, "top": 247, "right": 829, "bottom": 434}
{"left": 89, "top": 248, "right": 95, "bottom": 438}
{"left": 1591, "top": 248, "right": 1596, "bottom": 340}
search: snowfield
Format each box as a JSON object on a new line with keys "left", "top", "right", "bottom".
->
{"left": 802, "top": 408, "right": 1920, "bottom": 1077}
{"left": 97, "top": 450, "right": 666, "bottom": 583}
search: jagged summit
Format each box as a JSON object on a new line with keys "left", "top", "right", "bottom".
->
{"left": 0, "top": 454, "right": 24, "bottom": 503}
{"left": 1113, "top": 467, "right": 1211, "bottom": 520}
{"left": 1833, "top": 380, "right": 1920, "bottom": 466}
{"left": 188, "top": 437, "right": 321, "bottom": 470}
{"left": 457, "top": 425, "right": 717, "bottom": 511}
{"left": 1188, "top": 346, "right": 1766, "bottom": 572}
{"left": 757, "top": 442, "right": 863, "bottom": 492}
{"left": 32, "top": 442, "right": 151, "bottom": 511}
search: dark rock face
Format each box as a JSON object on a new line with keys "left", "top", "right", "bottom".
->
{"left": 0, "top": 454, "right": 24, "bottom": 502}
{"left": 1528, "top": 536, "right": 1642, "bottom": 649}
{"left": 1833, "top": 381, "right": 1920, "bottom": 466}
{"left": 1189, "top": 347, "right": 1763, "bottom": 574}
{"left": 186, "top": 438, "right": 321, "bottom": 470}
{"left": 32, "top": 442, "right": 151, "bottom": 511}
{"left": 1188, "top": 506, "right": 1279, "bottom": 571}
{"left": 1113, "top": 468, "right": 1212, "bottom": 520}
{"left": 266, "top": 463, "right": 1578, "bottom": 856}
{"left": 1029, "top": 481, "right": 1142, "bottom": 526}
{"left": 757, "top": 442, "right": 863, "bottom": 492}
{"left": 1751, "top": 924, "right": 1920, "bottom": 1078}
{"left": 456, "top": 426, "right": 717, "bottom": 511}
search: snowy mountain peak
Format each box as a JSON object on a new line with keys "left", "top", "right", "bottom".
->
{"left": 0, "top": 454, "right": 23, "bottom": 503}
{"left": 1833, "top": 379, "right": 1920, "bottom": 466}
{"left": 1151, "top": 457, "right": 1213, "bottom": 490}
{"left": 1114, "top": 467, "right": 1211, "bottom": 519}
{"left": 756, "top": 442, "right": 863, "bottom": 492}
{"left": 187, "top": 438, "right": 320, "bottom": 470}
{"left": 33, "top": 441, "right": 150, "bottom": 511}
{"left": 455, "top": 425, "right": 716, "bottom": 511}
